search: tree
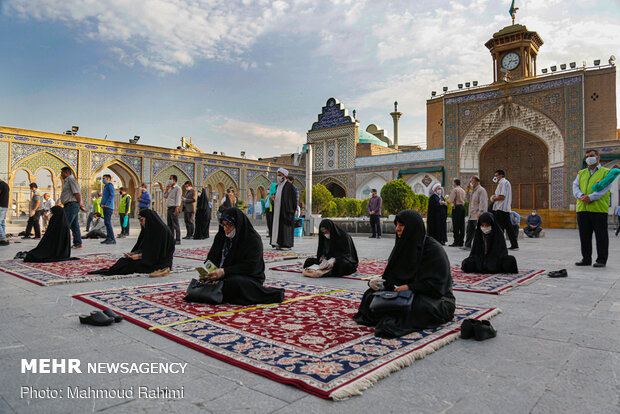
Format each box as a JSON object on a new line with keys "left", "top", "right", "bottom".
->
{"left": 333, "top": 197, "right": 347, "bottom": 217}
{"left": 361, "top": 198, "right": 370, "bottom": 216}
{"left": 344, "top": 198, "right": 362, "bottom": 217}
{"left": 381, "top": 179, "right": 416, "bottom": 215}
{"left": 416, "top": 193, "right": 429, "bottom": 216}
{"left": 321, "top": 201, "right": 338, "bottom": 217}
{"left": 301, "top": 184, "right": 333, "bottom": 214}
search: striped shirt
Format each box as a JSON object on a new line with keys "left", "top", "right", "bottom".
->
{"left": 493, "top": 177, "right": 512, "bottom": 212}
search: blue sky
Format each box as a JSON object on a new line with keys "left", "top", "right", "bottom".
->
{"left": 1, "top": 0, "right": 618, "bottom": 159}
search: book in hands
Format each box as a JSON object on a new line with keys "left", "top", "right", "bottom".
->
{"left": 196, "top": 260, "right": 218, "bottom": 278}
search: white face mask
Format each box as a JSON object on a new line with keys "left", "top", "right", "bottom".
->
{"left": 492, "top": 176, "right": 499, "bottom": 183}
{"left": 166, "top": 180, "right": 173, "bottom": 186}
{"left": 531, "top": 212, "right": 536, "bottom": 216}
{"left": 481, "top": 226, "right": 492, "bottom": 235}
{"left": 323, "top": 233, "right": 330, "bottom": 239}
{"left": 585, "top": 156, "right": 598, "bottom": 166}
{"left": 225, "top": 228, "right": 236, "bottom": 239}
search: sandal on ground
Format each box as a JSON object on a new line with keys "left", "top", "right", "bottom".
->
{"left": 103, "top": 309, "right": 123, "bottom": 323}
{"left": 548, "top": 269, "right": 568, "bottom": 278}
{"left": 149, "top": 267, "right": 171, "bottom": 278}
{"left": 474, "top": 320, "right": 497, "bottom": 341}
{"left": 79, "top": 311, "right": 114, "bottom": 326}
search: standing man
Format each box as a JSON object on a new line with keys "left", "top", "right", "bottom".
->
{"left": 0, "top": 177, "right": 9, "bottom": 246}
{"left": 615, "top": 205, "right": 620, "bottom": 237}
{"left": 182, "top": 181, "right": 196, "bottom": 239}
{"left": 464, "top": 176, "right": 488, "bottom": 248}
{"left": 490, "top": 169, "right": 519, "bottom": 250}
{"left": 41, "top": 193, "right": 55, "bottom": 230}
{"left": 59, "top": 167, "right": 85, "bottom": 248}
{"left": 23, "top": 183, "right": 44, "bottom": 239}
{"left": 100, "top": 174, "right": 116, "bottom": 244}
{"left": 138, "top": 183, "right": 151, "bottom": 212}
{"left": 270, "top": 168, "right": 297, "bottom": 250}
{"left": 164, "top": 175, "right": 182, "bottom": 245}
{"left": 118, "top": 187, "right": 131, "bottom": 238}
{"left": 368, "top": 189, "right": 383, "bottom": 239}
{"left": 448, "top": 179, "right": 466, "bottom": 247}
{"left": 573, "top": 149, "right": 612, "bottom": 267}
{"left": 524, "top": 210, "right": 543, "bottom": 238}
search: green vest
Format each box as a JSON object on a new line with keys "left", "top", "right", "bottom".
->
{"left": 119, "top": 194, "right": 131, "bottom": 214}
{"left": 93, "top": 198, "right": 103, "bottom": 215}
{"left": 577, "top": 167, "right": 610, "bottom": 213}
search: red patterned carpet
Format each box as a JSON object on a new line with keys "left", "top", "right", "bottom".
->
{"left": 0, "top": 254, "right": 196, "bottom": 286}
{"left": 74, "top": 279, "right": 499, "bottom": 399}
{"left": 270, "top": 261, "right": 544, "bottom": 294}
{"left": 174, "top": 247, "right": 306, "bottom": 262}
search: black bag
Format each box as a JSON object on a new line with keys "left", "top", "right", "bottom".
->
{"left": 369, "top": 290, "right": 414, "bottom": 313}
{"left": 183, "top": 278, "right": 223, "bottom": 304}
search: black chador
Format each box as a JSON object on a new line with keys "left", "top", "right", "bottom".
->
{"left": 207, "top": 207, "right": 284, "bottom": 305}
{"left": 303, "top": 219, "right": 358, "bottom": 277}
{"left": 461, "top": 212, "right": 518, "bottom": 274}
{"left": 24, "top": 206, "right": 74, "bottom": 263}
{"left": 193, "top": 188, "right": 211, "bottom": 240}
{"left": 90, "top": 209, "right": 175, "bottom": 275}
{"left": 354, "top": 210, "right": 456, "bottom": 338}
{"left": 270, "top": 174, "right": 297, "bottom": 249}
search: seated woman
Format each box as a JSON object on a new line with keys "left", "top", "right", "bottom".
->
{"left": 461, "top": 212, "right": 518, "bottom": 274}
{"left": 302, "top": 219, "right": 358, "bottom": 278}
{"left": 353, "top": 210, "right": 455, "bottom": 338}
{"left": 24, "top": 205, "right": 74, "bottom": 263}
{"left": 83, "top": 212, "right": 107, "bottom": 239}
{"left": 89, "top": 209, "right": 174, "bottom": 277}
{"left": 201, "top": 207, "right": 284, "bottom": 305}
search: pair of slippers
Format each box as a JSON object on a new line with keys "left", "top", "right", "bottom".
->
{"left": 79, "top": 309, "right": 123, "bottom": 326}
{"left": 461, "top": 318, "right": 497, "bottom": 341}
{"left": 548, "top": 269, "right": 567, "bottom": 278}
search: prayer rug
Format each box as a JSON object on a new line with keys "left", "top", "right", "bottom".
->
{"left": 174, "top": 247, "right": 305, "bottom": 263}
{"left": 270, "top": 262, "right": 544, "bottom": 295}
{"left": 74, "top": 279, "right": 500, "bottom": 399}
{"left": 0, "top": 254, "right": 195, "bottom": 286}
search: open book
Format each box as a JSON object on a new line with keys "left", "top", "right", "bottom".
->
{"left": 196, "top": 260, "right": 218, "bottom": 278}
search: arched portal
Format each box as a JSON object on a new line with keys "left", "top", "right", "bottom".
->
{"left": 480, "top": 128, "right": 549, "bottom": 209}
{"left": 326, "top": 182, "right": 346, "bottom": 198}
{"left": 91, "top": 161, "right": 140, "bottom": 216}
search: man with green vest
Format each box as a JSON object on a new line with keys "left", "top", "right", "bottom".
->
{"left": 573, "top": 149, "right": 612, "bottom": 268}
{"left": 118, "top": 187, "right": 131, "bottom": 238}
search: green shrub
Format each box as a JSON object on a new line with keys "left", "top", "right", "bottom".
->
{"left": 416, "top": 193, "right": 429, "bottom": 216}
{"left": 321, "top": 200, "right": 338, "bottom": 217}
{"left": 333, "top": 197, "right": 347, "bottom": 217}
{"left": 344, "top": 198, "right": 362, "bottom": 217}
{"left": 381, "top": 179, "right": 416, "bottom": 215}
{"left": 361, "top": 198, "right": 370, "bottom": 216}
{"left": 301, "top": 184, "right": 332, "bottom": 214}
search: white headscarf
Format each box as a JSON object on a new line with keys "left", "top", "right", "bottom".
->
{"left": 430, "top": 183, "right": 441, "bottom": 196}
{"left": 277, "top": 167, "right": 289, "bottom": 177}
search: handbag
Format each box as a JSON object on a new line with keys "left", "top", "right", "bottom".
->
{"left": 183, "top": 278, "right": 223, "bottom": 304}
{"left": 369, "top": 290, "right": 414, "bottom": 313}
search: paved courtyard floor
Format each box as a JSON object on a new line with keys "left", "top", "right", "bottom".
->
{"left": 0, "top": 224, "right": 618, "bottom": 413}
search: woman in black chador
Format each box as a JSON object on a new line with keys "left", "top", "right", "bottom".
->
{"left": 302, "top": 219, "right": 358, "bottom": 277}
{"left": 353, "top": 210, "right": 456, "bottom": 338}
{"left": 202, "top": 207, "right": 284, "bottom": 305}
{"left": 461, "top": 212, "right": 518, "bottom": 274}
{"left": 89, "top": 209, "right": 175, "bottom": 276}
{"left": 426, "top": 183, "right": 448, "bottom": 245}
{"left": 193, "top": 187, "right": 211, "bottom": 240}
{"left": 24, "top": 206, "right": 74, "bottom": 263}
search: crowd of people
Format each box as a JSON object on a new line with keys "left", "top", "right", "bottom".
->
{"left": 0, "top": 148, "right": 616, "bottom": 338}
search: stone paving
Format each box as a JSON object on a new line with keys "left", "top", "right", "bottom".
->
{"left": 0, "top": 224, "right": 618, "bottom": 413}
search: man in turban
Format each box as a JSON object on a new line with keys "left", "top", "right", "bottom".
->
{"left": 270, "top": 168, "right": 297, "bottom": 250}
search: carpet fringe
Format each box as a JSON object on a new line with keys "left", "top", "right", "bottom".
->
{"left": 329, "top": 307, "right": 502, "bottom": 401}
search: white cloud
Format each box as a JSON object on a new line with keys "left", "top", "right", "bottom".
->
{"left": 210, "top": 117, "right": 306, "bottom": 153}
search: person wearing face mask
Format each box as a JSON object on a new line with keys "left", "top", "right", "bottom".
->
{"left": 203, "top": 208, "right": 285, "bottom": 305}
{"left": 427, "top": 183, "right": 448, "bottom": 245}
{"left": 461, "top": 212, "right": 518, "bottom": 274}
{"left": 270, "top": 168, "right": 297, "bottom": 250}
{"left": 89, "top": 209, "right": 175, "bottom": 277}
{"left": 490, "top": 169, "right": 519, "bottom": 250}
{"left": 302, "top": 219, "right": 358, "bottom": 278}
{"left": 164, "top": 175, "right": 183, "bottom": 245}
{"left": 182, "top": 181, "right": 196, "bottom": 239}
{"left": 573, "top": 149, "right": 613, "bottom": 268}
{"left": 100, "top": 174, "right": 116, "bottom": 245}
{"left": 448, "top": 179, "right": 467, "bottom": 247}
{"left": 464, "top": 176, "right": 488, "bottom": 249}
{"left": 524, "top": 210, "right": 543, "bottom": 238}
{"left": 353, "top": 210, "right": 455, "bottom": 338}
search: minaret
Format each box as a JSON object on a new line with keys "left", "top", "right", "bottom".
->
{"left": 390, "top": 101, "right": 402, "bottom": 150}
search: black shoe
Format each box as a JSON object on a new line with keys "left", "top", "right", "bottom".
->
{"left": 0, "top": 240, "right": 9, "bottom": 246}
{"left": 183, "top": 236, "right": 192, "bottom": 239}
{"left": 548, "top": 269, "right": 568, "bottom": 278}
{"left": 79, "top": 311, "right": 114, "bottom": 326}
{"left": 175, "top": 240, "right": 181, "bottom": 245}
{"left": 508, "top": 246, "right": 519, "bottom": 250}
{"left": 593, "top": 262, "right": 606, "bottom": 268}
{"left": 21, "top": 236, "right": 32, "bottom": 240}
{"left": 368, "top": 235, "right": 376, "bottom": 238}
{"left": 575, "top": 260, "right": 591, "bottom": 266}
{"left": 102, "top": 309, "right": 123, "bottom": 323}
{"left": 474, "top": 320, "right": 497, "bottom": 341}
{"left": 377, "top": 236, "right": 381, "bottom": 239}
{"left": 460, "top": 318, "right": 479, "bottom": 339}
{"left": 101, "top": 239, "right": 116, "bottom": 244}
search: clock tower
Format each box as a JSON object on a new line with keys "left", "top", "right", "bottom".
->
{"left": 485, "top": 24, "right": 543, "bottom": 82}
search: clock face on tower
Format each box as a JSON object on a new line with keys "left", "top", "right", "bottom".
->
{"left": 501, "top": 52, "right": 520, "bottom": 70}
